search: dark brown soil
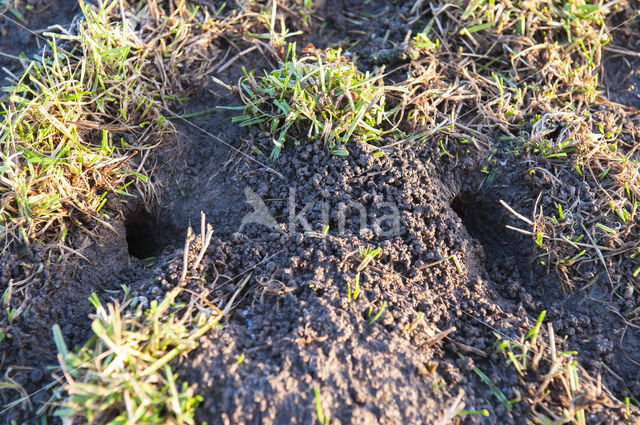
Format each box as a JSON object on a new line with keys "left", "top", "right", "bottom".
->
{"left": 603, "top": 50, "right": 640, "bottom": 110}
{"left": 1, "top": 1, "right": 639, "bottom": 424}
{"left": 603, "top": 15, "right": 640, "bottom": 110}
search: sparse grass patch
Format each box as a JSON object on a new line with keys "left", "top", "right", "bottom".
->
{"left": 228, "top": 46, "right": 403, "bottom": 158}
{"left": 398, "top": 0, "right": 620, "bottom": 146}
{"left": 417, "top": 0, "right": 614, "bottom": 109}
{"left": 492, "top": 311, "right": 636, "bottom": 424}
{"left": 503, "top": 109, "right": 639, "bottom": 291}
{"left": 398, "top": 1, "right": 638, "bottom": 294}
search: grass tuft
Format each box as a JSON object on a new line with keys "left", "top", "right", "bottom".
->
{"left": 52, "top": 289, "right": 218, "bottom": 425}
{"left": 229, "top": 46, "right": 402, "bottom": 158}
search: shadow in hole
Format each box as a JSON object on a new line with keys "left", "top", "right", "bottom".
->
{"left": 125, "top": 210, "right": 179, "bottom": 259}
{"left": 451, "top": 194, "right": 533, "bottom": 281}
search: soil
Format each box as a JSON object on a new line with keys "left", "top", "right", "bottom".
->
{"left": 603, "top": 15, "right": 640, "bottom": 110}
{"left": 0, "top": 1, "right": 639, "bottom": 425}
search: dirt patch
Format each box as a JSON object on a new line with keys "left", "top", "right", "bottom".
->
{"left": 0, "top": 220, "right": 132, "bottom": 423}
{"left": 158, "top": 132, "right": 630, "bottom": 424}
{"left": 602, "top": 15, "right": 640, "bottom": 110}
{"left": 311, "top": 0, "right": 412, "bottom": 60}
{"left": 603, "top": 50, "right": 640, "bottom": 109}
{"left": 154, "top": 74, "right": 254, "bottom": 240}
{"left": 152, "top": 138, "right": 515, "bottom": 424}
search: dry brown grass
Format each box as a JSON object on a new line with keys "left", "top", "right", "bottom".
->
{"left": 495, "top": 312, "right": 637, "bottom": 424}
{"left": 383, "top": 1, "right": 640, "bottom": 292}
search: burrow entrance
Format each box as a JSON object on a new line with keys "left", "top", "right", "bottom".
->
{"left": 450, "top": 194, "right": 503, "bottom": 251}
{"left": 451, "top": 192, "right": 534, "bottom": 283}
{"left": 124, "top": 210, "right": 180, "bottom": 259}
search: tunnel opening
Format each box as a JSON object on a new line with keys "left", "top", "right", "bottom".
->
{"left": 450, "top": 192, "right": 533, "bottom": 282}
{"left": 125, "top": 209, "right": 177, "bottom": 259}
{"left": 450, "top": 194, "right": 502, "bottom": 250}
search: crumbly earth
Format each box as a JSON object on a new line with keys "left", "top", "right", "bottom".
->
{"left": 0, "top": 1, "right": 639, "bottom": 425}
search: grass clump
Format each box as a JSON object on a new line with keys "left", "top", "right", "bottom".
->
{"left": 52, "top": 287, "right": 219, "bottom": 425}
{"left": 529, "top": 112, "right": 639, "bottom": 281}
{"left": 0, "top": 0, "right": 223, "bottom": 247}
{"left": 1, "top": 0, "right": 163, "bottom": 246}
{"left": 230, "top": 46, "right": 400, "bottom": 158}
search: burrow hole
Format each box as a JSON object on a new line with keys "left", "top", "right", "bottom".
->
{"left": 450, "top": 194, "right": 502, "bottom": 250}
{"left": 125, "top": 210, "right": 179, "bottom": 259}
{"left": 450, "top": 193, "right": 533, "bottom": 277}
